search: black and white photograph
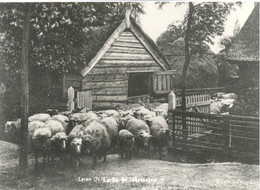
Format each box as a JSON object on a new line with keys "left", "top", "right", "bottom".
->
{"left": 0, "top": 1, "right": 259, "bottom": 189}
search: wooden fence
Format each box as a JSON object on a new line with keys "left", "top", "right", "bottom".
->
{"left": 67, "top": 87, "right": 92, "bottom": 110}
{"left": 168, "top": 110, "right": 259, "bottom": 162}
{"left": 77, "top": 90, "right": 92, "bottom": 109}
{"left": 176, "top": 93, "right": 211, "bottom": 114}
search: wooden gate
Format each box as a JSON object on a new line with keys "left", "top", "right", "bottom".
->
{"left": 77, "top": 90, "right": 92, "bottom": 109}
{"left": 168, "top": 110, "right": 259, "bottom": 162}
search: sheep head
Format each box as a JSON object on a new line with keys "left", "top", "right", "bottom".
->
{"left": 138, "top": 130, "right": 152, "bottom": 148}
{"left": 70, "top": 138, "right": 82, "bottom": 154}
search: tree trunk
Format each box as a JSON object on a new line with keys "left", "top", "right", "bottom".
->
{"left": 19, "top": 7, "right": 30, "bottom": 174}
{"left": 181, "top": 2, "right": 194, "bottom": 140}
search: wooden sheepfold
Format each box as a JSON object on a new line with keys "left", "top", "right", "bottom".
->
{"left": 80, "top": 12, "right": 175, "bottom": 109}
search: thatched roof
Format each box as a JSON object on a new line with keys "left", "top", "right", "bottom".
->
{"left": 164, "top": 38, "right": 219, "bottom": 89}
{"left": 227, "top": 3, "right": 259, "bottom": 62}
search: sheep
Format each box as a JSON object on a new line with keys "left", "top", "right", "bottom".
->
{"left": 28, "top": 121, "right": 46, "bottom": 137}
{"left": 118, "top": 129, "right": 135, "bottom": 160}
{"left": 4, "top": 119, "right": 21, "bottom": 143}
{"left": 132, "top": 106, "right": 156, "bottom": 120}
{"left": 154, "top": 103, "right": 168, "bottom": 118}
{"left": 220, "top": 93, "right": 237, "bottom": 100}
{"left": 45, "top": 120, "right": 65, "bottom": 135}
{"left": 69, "top": 137, "right": 83, "bottom": 170}
{"left": 68, "top": 112, "right": 100, "bottom": 133}
{"left": 83, "top": 121, "right": 111, "bottom": 166}
{"left": 100, "top": 116, "right": 119, "bottom": 152}
{"left": 51, "top": 114, "right": 69, "bottom": 134}
{"left": 46, "top": 109, "right": 59, "bottom": 116}
{"left": 28, "top": 113, "right": 51, "bottom": 122}
{"left": 50, "top": 132, "right": 68, "bottom": 164}
{"left": 124, "top": 117, "right": 151, "bottom": 155}
{"left": 31, "top": 127, "right": 52, "bottom": 166}
{"left": 145, "top": 116, "right": 171, "bottom": 160}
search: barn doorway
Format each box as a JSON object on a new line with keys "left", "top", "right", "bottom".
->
{"left": 127, "top": 72, "right": 152, "bottom": 103}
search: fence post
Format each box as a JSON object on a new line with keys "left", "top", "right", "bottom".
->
{"left": 223, "top": 119, "right": 231, "bottom": 158}
{"left": 168, "top": 91, "right": 176, "bottom": 146}
{"left": 67, "top": 86, "right": 75, "bottom": 111}
{"left": 168, "top": 91, "right": 176, "bottom": 110}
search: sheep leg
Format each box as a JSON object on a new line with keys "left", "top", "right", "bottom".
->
{"left": 70, "top": 155, "right": 73, "bottom": 164}
{"left": 35, "top": 154, "right": 38, "bottom": 166}
{"left": 159, "top": 146, "right": 162, "bottom": 160}
{"left": 93, "top": 153, "right": 97, "bottom": 166}
{"left": 129, "top": 150, "right": 132, "bottom": 160}
{"left": 103, "top": 152, "right": 106, "bottom": 162}
{"left": 76, "top": 158, "right": 79, "bottom": 170}
{"left": 43, "top": 155, "right": 46, "bottom": 166}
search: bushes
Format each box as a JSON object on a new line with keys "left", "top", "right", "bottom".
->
{"left": 230, "top": 88, "right": 259, "bottom": 117}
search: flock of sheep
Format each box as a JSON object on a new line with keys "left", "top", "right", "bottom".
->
{"left": 4, "top": 104, "right": 171, "bottom": 170}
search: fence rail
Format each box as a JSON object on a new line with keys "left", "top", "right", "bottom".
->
{"left": 168, "top": 110, "right": 259, "bottom": 162}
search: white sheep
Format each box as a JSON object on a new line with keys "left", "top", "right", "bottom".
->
{"left": 154, "top": 103, "right": 168, "bottom": 118}
{"left": 28, "top": 113, "right": 51, "bottom": 122}
{"left": 28, "top": 121, "right": 46, "bottom": 137}
{"left": 68, "top": 112, "right": 100, "bottom": 134}
{"left": 125, "top": 117, "right": 151, "bottom": 154}
{"left": 132, "top": 106, "right": 156, "bottom": 120}
{"left": 146, "top": 116, "right": 171, "bottom": 159}
{"left": 118, "top": 129, "right": 135, "bottom": 160}
{"left": 51, "top": 114, "right": 69, "bottom": 132}
{"left": 45, "top": 120, "right": 65, "bottom": 136}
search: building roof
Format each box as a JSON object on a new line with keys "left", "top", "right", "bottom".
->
{"left": 81, "top": 13, "right": 171, "bottom": 77}
{"left": 227, "top": 3, "right": 259, "bottom": 62}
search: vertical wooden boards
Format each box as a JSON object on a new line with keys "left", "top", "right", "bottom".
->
{"left": 77, "top": 90, "right": 92, "bottom": 109}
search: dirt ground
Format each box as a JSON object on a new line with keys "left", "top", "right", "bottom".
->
{"left": 0, "top": 140, "right": 259, "bottom": 190}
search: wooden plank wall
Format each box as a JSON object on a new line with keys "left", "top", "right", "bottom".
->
{"left": 82, "top": 30, "right": 164, "bottom": 108}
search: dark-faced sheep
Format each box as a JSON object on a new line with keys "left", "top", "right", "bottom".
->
{"left": 4, "top": 119, "right": 21, "bottom": 143}
{"left": 124, "top": 118, "right": 151, "bottom": 155}
{"left": 100, "top": 116, "right": 119, "bottom": 152}
{"left": 31, "top": 128, "right": 52, "bottom": 166}
{"left": 118, "top": 129, "right": 135, "bottom": 160}
{"left": 146, "top": 116, "right": 171, "bottom": 160}
{"left": 83, "top": 121, "right": 111, "bottom": 166}
{"left": 68, "top": 112, "right": 100, "bottom": 133}
{"left": 50, "top": 132, "right": 68, "bottom": 164}
{"left": 69, "top": 137, "right": 82, "bottom": 170}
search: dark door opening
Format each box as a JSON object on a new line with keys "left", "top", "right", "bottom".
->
{"left": 128, "top": 72, "right": 152, "bottom": 97}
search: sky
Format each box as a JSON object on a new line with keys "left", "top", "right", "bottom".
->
{"left": 139, "top": 2, "right": 255, "bottom": 53}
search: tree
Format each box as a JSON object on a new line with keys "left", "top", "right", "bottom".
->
{"left": 156, "top": 22, "right": 183, "bottom": 53}
{"left": 0, "top": 2, "right": 144, "bottom": 118}
{"left": 19, "top": 6, "right": 30, "bottom": 173}
{"left": 158, "top": 2, "right": 240, "bottom": 109}
{"left": 158, "top": 2, "right": 240, "bottom": 138}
